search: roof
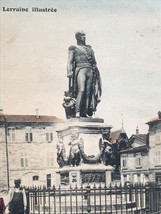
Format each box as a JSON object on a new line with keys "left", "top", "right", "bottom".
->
{"left": 146, "top": 111, "right": 161, "bottom": 124}
{"left": 0, "top": 114, "right": 64, "bottom": 123}
{"left": 137, "top": 134, "right": 147, "bottom": 141}
{"left": 110, "top": 129, "right": 121, "bottom": 143}
{"left": 146, "top": 117, "right": 161, "bottom": 125}
{"left": 120, "top": 144, "right": 148, "bottom": 154}
{"left": 110, "top": 129, "right": 129, "bottom": 144}
{"left": 129, "top": 134, "right": 147, "bottom": 143}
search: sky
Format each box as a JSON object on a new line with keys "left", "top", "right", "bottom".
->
{"left": 0, "top": 0, "right": 161, "bottom": 136}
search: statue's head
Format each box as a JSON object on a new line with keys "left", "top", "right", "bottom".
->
{"left": 58, "top": 133, "right": 64, "bottom": 143}
{"left": 70, "top": 128, "right": 79, "bottom": 141}
{"left": 102, "top": 130, "right": 110, "bottom": 140}
{"left": 75, "top": 31, "right": 86, "bottom": 44}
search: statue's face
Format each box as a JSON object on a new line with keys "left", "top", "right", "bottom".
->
{"left": 58, "top": 136, "right": 63, "bottom": 143}
{"left": 76, "top": 32, "right": 86, "bottom": 44}
{"left": 70, "top": 133, "right": 79, "bottom": 141}
{"left": 79, "top": 33, "right": 86, "bottom": 43}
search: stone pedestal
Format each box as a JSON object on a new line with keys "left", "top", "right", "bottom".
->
{"left": 55, "top": 164, "right": 113, "bottom": 187}
{"left": 69, "top": 170, "right": 81, "bottom": 187}
{"left": 105, "top": 171, "right": 112, "bottom": 187}
{"left": 55, "top": 118, "right": 113, "bottom": 187}
{"left": 57, "top": 118, "right": 112, "bottom": 157}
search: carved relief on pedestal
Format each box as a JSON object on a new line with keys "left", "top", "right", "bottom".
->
{"left": 56, "top": 127, "right": 114, "bottom": 168}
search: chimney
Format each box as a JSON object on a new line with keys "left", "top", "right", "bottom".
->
{"left": 0, "top": 109, "right": 3, "bottom": 115}
{"left": 158, "top": 111, "right": 161, "bottom": 119}
{"left": 136, "top": 126, "right": 139, "bottom": 135}
{"left": 35, "top": 108, "right": 39, "bottom": 118}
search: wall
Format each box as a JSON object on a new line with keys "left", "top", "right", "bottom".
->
{"left": 0, "top": 122, "right": 60, "bottom": 189}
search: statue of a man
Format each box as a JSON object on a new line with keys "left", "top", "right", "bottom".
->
{"left": 67, "top": 31, "right": 102, "bottom": 118}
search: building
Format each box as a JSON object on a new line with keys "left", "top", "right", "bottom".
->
{"left": 1, "top": 110, "right": 161, "bottom": 190}
{"left": 0, "top": 111, "right": 64, "bottom": 189}
{"left": 147, "top": 111, "right": 161, "bottom": 183}
{"left": 110, "top": 127, "right": 129, "bottom": 183}
{"left": 120, "top": 130, "right": 149, "bottom": 185}
{"left": 116, "top": 112, "right": 161, "bottom": 185}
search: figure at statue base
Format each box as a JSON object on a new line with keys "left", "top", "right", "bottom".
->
{"left": 63, "top": 31, "right": 102, "bottom": 119}
{"left": 68, "top": 131, "right": 81, "bottom": 167}
{"left": 56, "top": 130, "right": 116, "bottom": 168}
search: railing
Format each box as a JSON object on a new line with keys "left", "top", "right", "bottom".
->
{"left": 25, "top": 183, "right": 161, "bottom": 214}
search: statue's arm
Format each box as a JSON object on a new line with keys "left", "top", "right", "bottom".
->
{"left": 91, "top": 48, "right": 97, "bottom": 68}
{"left": 67, "top": 47, "right": 75, "bottom": 78}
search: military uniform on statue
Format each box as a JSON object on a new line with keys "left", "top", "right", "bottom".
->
{"left": 57, "top": 31, "right": 113, "bottom": 188}
{"left": 65, "top": 31, "right": 102, "bottom": 119}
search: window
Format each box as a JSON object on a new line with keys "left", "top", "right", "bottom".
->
{"left": 33, "top": 176, "right": 39, "bottom": 181}
{"left": 25, "top": 133, "right": 33, "bottom": 142}
{"left": 156, "top": 173, "right": 161, "bottom": 184}
{"left": 136, "top": 153, "right": 142, "bottom": 168}
{"left": 47, "top": 174, "right": 51, "bottom": 188}
{"left": 7, "top": 127, "right": 15, "bottom": 142}
{"left": 25, "top": 127, "right": 33, "bottom": 142}
{"left": 129, "top": 174, "right": 134, "bottom": 183}
{"left": 156, "top": 135, "right": 161, "bottom": 145}
{"left": 155, "top": 150, "right": 161, "bottom": 165}
{"left": 20, "top": 152, "right": 28, "bottom": 168}
{"left": 47, "top": 151, "right": 54, "bottom": 166}
{"left": 46, "top": 133, "right": 53, "bottom": 142}
{"left": 123, "top": 175, "right": 127, "bottom": 183}
{"left": 45, "top": 127, "right": 53, "bottom": 142}
{"left": 137, "top": 174, "right": 141, "bottom": 183}
{"left": 122, "top": 155, "right": 127, "bottom": 169}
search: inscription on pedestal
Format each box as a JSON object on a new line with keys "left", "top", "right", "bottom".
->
{"left": 81, "top": 171, "right": 105, "bottom": 183}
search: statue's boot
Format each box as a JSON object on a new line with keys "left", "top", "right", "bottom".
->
{"left": 75, "top": 91, "right": 84, "bottom": 117}
{"left": 75, "top": 112, "right": 80, "bottom": 118}
{"left": 82, "top": 93, "right": 91, "bottom": 118}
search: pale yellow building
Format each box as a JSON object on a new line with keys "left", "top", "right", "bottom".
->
{"left": 0, "top": 112, "right": 64, "bottom": 190}
{"left": 147, "top": 111, "right": 161, "bottom": 183}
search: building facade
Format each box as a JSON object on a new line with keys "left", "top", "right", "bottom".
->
{"left": 1, "top": 111, "right": 161, "bottom": 190}
{"left": 120, "top": 111, "right": 161, "bottom": 185}
{"left": 147, "top": 111, "right": 161, "bottom": 183}
{"left": 120, "top": 134, "right": 149, "bottom": 185}
{"left": 0, "top": 113, "right": 64, "bottom": 189}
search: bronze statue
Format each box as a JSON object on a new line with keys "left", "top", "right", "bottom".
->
{"left": 64, "top": 31, "right": 102, "bottom": 118}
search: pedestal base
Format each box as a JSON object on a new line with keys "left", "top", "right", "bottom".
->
{"left": 55, "top": 164, "right": 113, "bottom": 187}
{"left": 56, "top": 118, "right": 113, "bottom": 187}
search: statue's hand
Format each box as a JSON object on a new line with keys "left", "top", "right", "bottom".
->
{"left": 67, "top": 71, "right": 73, "bottom": 78}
